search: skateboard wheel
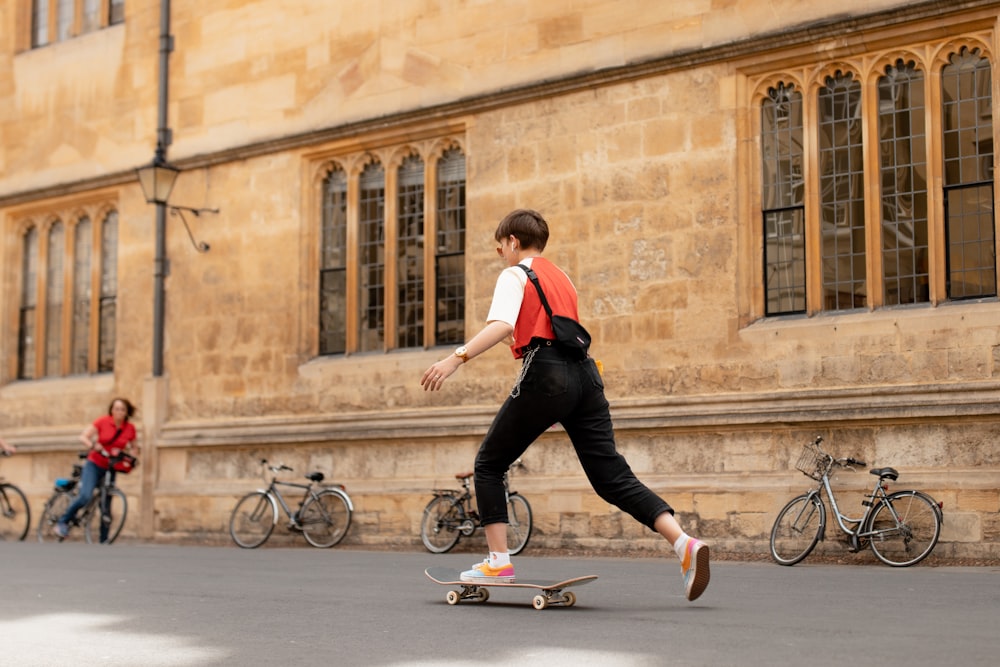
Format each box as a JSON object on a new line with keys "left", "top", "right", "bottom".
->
{"left": 563, "top": 591, "right": 576, "bottom": 607}
{"left": 532, "top": 595, "right": 548, "bottom": 610}
{"left": 475, "top": 588, "right": 490, "bottom": 602}
{"left": 446, "top": 590, "right": 460, "bottom": 605}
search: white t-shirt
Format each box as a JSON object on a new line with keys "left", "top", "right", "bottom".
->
{"left": 486, "top": 258, "right": 534, "bottom": 327}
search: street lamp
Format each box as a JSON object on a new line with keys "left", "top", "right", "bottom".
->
{"left": 136, "top": 153, "right": 180, "bottom": 207}
{"left": 135, "top": 153, "right": 216, "bottom": 253}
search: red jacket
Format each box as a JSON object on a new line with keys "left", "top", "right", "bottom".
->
{"left": 87, "top": 415, "right": 136, "bottom": 470}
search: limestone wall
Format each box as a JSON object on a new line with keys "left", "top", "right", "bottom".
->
{"left": 1, "top": 1, "right": 998, "bottom": 560}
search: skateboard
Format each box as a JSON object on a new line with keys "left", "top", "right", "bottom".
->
{"left": 425, "top": 566, "right": 598, "bottom": 610}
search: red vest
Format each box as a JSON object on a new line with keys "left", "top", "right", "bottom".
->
{"left": 512, "top": 258, "right": 580, "bottom": 358}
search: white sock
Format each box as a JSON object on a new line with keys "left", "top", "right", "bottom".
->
{"left": 672, "top": 532, "right": 692, "bottom": 561}
{"left": 489, "top": 551, "right": 510, "bottom": 567}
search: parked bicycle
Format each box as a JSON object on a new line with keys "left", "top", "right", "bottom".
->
{"left": 37, "top": 451, "right": 129, "bottom": 544}
{"left": 770, "top": 436, "right": 943, "bottom": 567}
{"left": 229, "top": 459, "right": 353, "bottom": 548}
{"left": 0, "top": 451, "right": 30, "bottom": 541}
{"left": 420, "top": 459, "right": 532, "bottom": 555}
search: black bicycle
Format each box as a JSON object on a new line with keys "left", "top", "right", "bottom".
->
{"left": 420, "top": 459, "right": 532, "bottom": 555}
{"left": 0, "top": 451, "right": 30, "bottom": 542}
{"left": 37, "top": 452, "right": 129, "bottom": 544}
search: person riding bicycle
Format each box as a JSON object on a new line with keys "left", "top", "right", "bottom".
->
{"left": 420, "top": 209, "right": 710, "bottom": 602}
{"left": 56, "top": 398, "right": 138, "bottom": 542}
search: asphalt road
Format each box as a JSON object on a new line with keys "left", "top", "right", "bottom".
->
{"left": 1, "top": 542, "right": 997, "bottom": 667}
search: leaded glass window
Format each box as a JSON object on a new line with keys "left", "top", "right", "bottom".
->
{"left": 819, "top": 73, "right": 867, "bottom": 310}
{"left": 761, "top": 83, "right": 806, "bottom": 315}
{"left": 878, "top": 60, "right": 929, "bottom": 306}
{"left": 18, "top": 228, "right": 39, "bottom": 380}
{"left": 435, "top": 148, "right": 466, "bottom": 345}
{"left": 45, "top": 222, "right": 65, "bottom": 377}
{"left": 320, "top": 167, "right": 348, "bottom": 355}
{"left": 98, "top": 211, "right": 117, "bottom": 373}
{"left": 942, "top": 48, "right": 995, "bottom": 299}
{"left": 359, "top": 162, "right": 385, "bottom": 352}
{"left": 110, "top": 0, "right": 125, "bottom": 25}
{"left": 32, "top": 0, "right": 49, "bottom": 47}
{"left": 397, "top": 155, "right": 425, "bottom": 349}
{"left": 72, "top": 217, "right": 92, "bottom": 375}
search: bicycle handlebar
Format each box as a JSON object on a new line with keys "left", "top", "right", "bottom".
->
{"left": 835, "top": 456, "right": 867, "bottom": 469}
{"left": 260, "top": 458, "right": 293, "bottom": 473}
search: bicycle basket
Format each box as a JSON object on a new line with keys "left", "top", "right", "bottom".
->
{"left": 794, "top": 443, "right": 825, "bottom": 480}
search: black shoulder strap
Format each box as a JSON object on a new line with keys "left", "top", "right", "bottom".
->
{"left": 515, "top": 264, "right": 554, "bottom": 319}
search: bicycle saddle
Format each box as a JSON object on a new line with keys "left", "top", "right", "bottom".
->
{"left": 869, "top": 467, "right": 899, "bottom": 481}
{"left": 455, "top": 472, "right": 473, "bottom": 480}
{"left": 307, "top": 472, "right": 325, "bottom": 483}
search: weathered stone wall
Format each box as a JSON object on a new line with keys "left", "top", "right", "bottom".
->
{"left": 1, "top": 1, "right": 998, "bottom": 560}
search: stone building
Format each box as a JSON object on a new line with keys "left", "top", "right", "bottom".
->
{"left": 1, "top": 0, "right": 997, "bottom": 559}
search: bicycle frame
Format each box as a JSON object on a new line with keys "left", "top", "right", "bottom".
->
{"left": 790, "top": 442, "right": 942, "bottom": 547}
{"left": 255, "top": 477, "right": 354, "bottom": 527}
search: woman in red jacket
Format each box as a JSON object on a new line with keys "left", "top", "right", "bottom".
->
{"left": 56, "top": 397, "right": 138, "bottom": 542}
{"left": 421, "top": 209, "right": 710, "bottom": 602}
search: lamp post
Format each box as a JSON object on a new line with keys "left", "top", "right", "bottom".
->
{"left": 136, "top": 147, "right": 177, "bottom": 379}
{"left": 133, "top": 0, "right": 177, "bottom": 378}
{"left": 137, "top": 1, "right": 215, "bottom": 377}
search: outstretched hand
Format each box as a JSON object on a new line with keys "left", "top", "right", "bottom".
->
{"left": 420, "top": 359, "right": 460, "bottom": 391}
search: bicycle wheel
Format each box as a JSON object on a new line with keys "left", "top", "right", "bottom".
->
{"left": 506, "top": 493, "right": 533, "bottom": 556}
{"left": 230, "top": 491, "right": 276, "bottom": 548}
{"left": 84, "top": 488, "right": 127, "bottom": 544}
{"left": 865, "top": 490, "right": 941, "bottom": 567}
{"left": 300, "top": 489, "right": 352, "bottom": 548}
{"left": 37, "top": 491, "right": 73, "bottom": 543}
{"left": 769, "top": 494, "right": 825, "bottom": 565}
{"left": 420, "top": 495, "right": 463, "bottom": 554}
{"left": 0, "top": 483, "right": 30, "bottom": 541}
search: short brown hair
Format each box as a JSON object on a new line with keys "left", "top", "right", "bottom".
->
{"left": 494, "top": 209, "right": 549, "bottom": 252}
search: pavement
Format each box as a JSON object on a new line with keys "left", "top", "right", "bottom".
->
{"left": 1, "top": 541, "right": 998, "bottom": 666}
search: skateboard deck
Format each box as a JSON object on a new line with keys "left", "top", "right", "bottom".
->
{"left": 425, "top": 566, "right": 598, "bottom": 609}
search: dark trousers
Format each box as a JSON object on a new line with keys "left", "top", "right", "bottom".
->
{"left": 474, "top": 343, "right": 673, "bottom": 530}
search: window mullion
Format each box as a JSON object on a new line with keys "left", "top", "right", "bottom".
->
{"left": 423, "top": 154, "right": 438, "bottom": 349}
{"left": 35, "top": 223, "right": 50, "bottom": 376}
{"left": 862, "top": 71, "right": 885, "bottom": 309}
{"left": 925, "top": 65, "right": 947, "bottom": 304}
{"left": 47, "top": 0, "right": 58, "bottom": 46}
{"left": 383, "top": 160, "right": 399, "bottom": 352}
{"left": 89, "top": 218, "right": 102, "bottom": 373}
{"left": 60, "top": 222, "right": 75, "bottom": 375}
{"left": 803, "top": 81, "right": 824, "bottom": 315}
{"left": 344, "top": 168, "right": 359, "bottom": 354}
